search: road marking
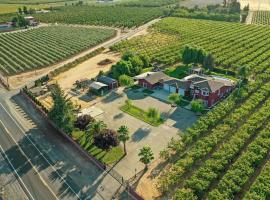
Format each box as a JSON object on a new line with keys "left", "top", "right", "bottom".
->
{"left": 0, "top": 102, "right": 81, "bottom": 199}
{"left": 0, "top": 119, "right": 59, "bottom": 200}
{"left": 0, "top": 145, "right": 34, "bottom": 200}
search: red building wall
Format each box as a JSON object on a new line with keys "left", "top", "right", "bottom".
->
{"left": 138, "top": 79, "right": 155, "bottom": 89}
{"left": 195, "top": 85, "right": 234, "bottom": 107}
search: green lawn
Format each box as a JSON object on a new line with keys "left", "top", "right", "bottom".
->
{"left": 121, "top": 104, "right": 163, "bottom": 127}
{"left": 164, "top": 65, "right": 190, "bottom": 79}
{"left": 72, "top": 130, "right": 124, "bottom": 165}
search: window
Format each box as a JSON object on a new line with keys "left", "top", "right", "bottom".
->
{"left": 202, "top": 90, "right": 209, "bottom": 96}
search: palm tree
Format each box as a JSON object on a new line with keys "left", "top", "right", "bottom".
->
{"left": 87, "top": 120, "right": 107, "bottom": 135}
{"left": 117, "top": 125, "right": 130, "bottom": 154}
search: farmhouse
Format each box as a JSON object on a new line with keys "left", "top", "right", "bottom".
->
{"left": 136, "top": 72, "right": 235, "bottom": 107}
{"left": 187, "top": 75, "right": 235, "bottom": 107}
{"left": 97, "top": 75, "right": 118, "bottom": 90}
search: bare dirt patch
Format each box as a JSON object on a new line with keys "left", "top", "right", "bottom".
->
{"left": 135, "top": 160, "right": 165, "bottom": 200}
{"left": 52, "top": 50, "right": 121, "bottom": 91}
{"left": 240, "top": 0, "right": 270, "bottom": 11}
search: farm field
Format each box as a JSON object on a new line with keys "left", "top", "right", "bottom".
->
{"left": 0, "top": 3, "right": 63, "bottom": 14}
{"left": 118, "top": 18, "right": 270, "bottom": 200}
{"left": 0, "top": 25, "right": 116, "bottom": 76}
{"left": 252, "top": 11, "right": 270, "bottom": 25}
{"left": 112, "top": 17, "right": 270, "bottom": 73}
{"left": 33, "top": 5, "right": 164, "bottom": 28}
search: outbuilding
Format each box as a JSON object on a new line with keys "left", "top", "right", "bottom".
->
{"left": 89, "top": 81, "right": 108, "bottom": 96}
{"left": 97, "top": 76, "right": 118, "bottom": 90}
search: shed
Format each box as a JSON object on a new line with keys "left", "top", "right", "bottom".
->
{"left": 89, "top": 81, "right": 108, "bottom": 96}
{"left": 97, "top": 76, "right": 118, "bottom": 90}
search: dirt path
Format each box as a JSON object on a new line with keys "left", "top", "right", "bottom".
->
{"left": 240, "top": 0, "right": 270, "bottom": 11}
{"left": 246, "top": 11, "right": 254, "bottom": 24}
{"left": 7, "top": 18, "right": 161, "bottom": 90}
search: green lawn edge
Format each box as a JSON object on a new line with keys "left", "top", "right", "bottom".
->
{"left": 120, "top": 104, "right": 164, "bottom": 127}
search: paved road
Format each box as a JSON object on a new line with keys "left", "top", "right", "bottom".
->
{"left": 0, "top": 122, "right": 56, "bottom": 200}
{"left": 0, "top": 98, "right": 82, "bottom": 200}
{"left": 0, "top": 87, "right": 127, "bottom": 200}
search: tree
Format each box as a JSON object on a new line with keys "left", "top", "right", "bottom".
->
{"left": 23, "top": 6, "right": 28, "bottom": 14}
{"left": 48, "top": 84, "right": 75, "bottom": 134}
{"left": 18, "top": 7, "right": 22, "bottom": 15}
{"left": 74, "top": 115, "right": 94, "bottom": 130}
{"left": 243, "top": 4, "right": 249, "bottom": 12}
{"left": 191, "top": 99, "right": 204, "bottom": 113}
{"left": 174, "top": 188, "right": 198, "bottom": 200}
{"left": 129, "top": 55, "right": 143, "bottom": 76}
{"left": 17, "top": 15, "right": 29, "bottom": 27}
{"left": 11, "top": 16, "right": 18, "bottom": 26}
{"left": 203, "top": 53, "right": 215, "bottom": 70}
{"left": 112, "top": 60, "right": 131, "bottom": 79}
{"left": 228, "top": 0, "right": 241, "bottom": 13}
{"left": 94, "top": 129, "right": 119, "bottom": 150}
{"left": 119, "top": 74, "right": 134, "bottom": 87}
{"left": 139, "top": 54, "right": 150, "bottom": 69}
{"left": 122, "top": 51, "right": 135, "bottom": 61}
{"left": 138, "top": 146, "right": 154, "bottom": 169}
{"left": 117, "top": 125, "right": 130, "bottom": 154}
{"left": 168, "top": 93, "right": 182, "bottom": 105}
{"left": 87, "top": 120, "right": 107, "bottom": 135}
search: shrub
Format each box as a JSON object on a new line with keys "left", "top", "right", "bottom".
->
{"left": 119, "top": 74, "right": 134, "bottom": 87}
{"left": 93, "top": 129, "right": 119, "bottom": 150}
{"left": 74, "top": 115, "right": 95, "bottom": 130}
{"left": 191, "top": 99, "right": 205, "bottom": 113}
{"left": 147, "top": 107, "right": 160, "bottom": 120}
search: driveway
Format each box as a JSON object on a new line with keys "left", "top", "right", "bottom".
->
{"left": 95, "top": 89, "right": 197, "bottom": 179}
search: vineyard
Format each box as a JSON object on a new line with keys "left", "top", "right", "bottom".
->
{"left": 251, "top": 11, "right": 270, "bottom": 26}
{"left": 112, "top": 17, "right": 270, "bottom": 73}
{"left": 33, "top": 6, "right": 164, "bottom": 28}
{"left": 0, "top": 25, "right": 116, "bottom": 76}
{"left": 156, "top": 67, "right": 270, "bottom": 199}
{"left": 112, "top": 17, "right": 270, "bottom": 200}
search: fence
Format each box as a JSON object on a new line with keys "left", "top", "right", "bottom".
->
{"left": 21, "top": 90, "right": 144, "bottom": 200}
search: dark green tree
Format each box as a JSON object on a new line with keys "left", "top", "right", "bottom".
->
{"left": 228, "top": 0, "right": 241, "bottom": 13}
{"left": 203, "top": 53, "right": 215, "bottom": 70}
{"left": 23, "top": 6, "right": 28, "bottom": 14}
{"left": 18, "top": 7, "right": 22, "bottom": 15}
{"left": 129, "top": 55, "right": 143, "bottom": 76}
{"left": 112, "top": 60, "right": 131, "bottom": 79}
{"left": 48, "top": 84, "right": 75, "bottom": 134}
{"left": 139, "top": 54, "right": 150, "bottom": 68}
